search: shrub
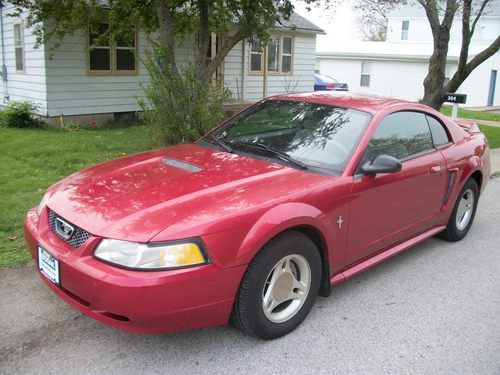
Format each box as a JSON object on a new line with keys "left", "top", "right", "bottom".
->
{"left": 138, "top": 40, "right": 231, "bottom": 146}
{"left": 0, "top": 101, "right": 46, "bottom": 129}
{"left": 61, "top": 121, "right": 82, "bottom": 132}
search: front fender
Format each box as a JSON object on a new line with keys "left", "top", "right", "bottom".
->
{"left": 234, "top": 202, "right": 335, "bottom": 267}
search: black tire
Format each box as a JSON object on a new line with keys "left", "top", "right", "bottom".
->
{"left": 438, "top": 178, "right": 479, "bottom": 242}
{"left": 230, "top": 231, "right": 322, "bottom": 340}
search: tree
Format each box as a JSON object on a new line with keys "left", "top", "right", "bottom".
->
{"left": 421, "top": 0, "right": 499, "bottom": 109}
{"left": 9, "top": 0, "right": 315, "bottom": 143}
{"left": 10, "top": 0, "right": 299, "bottom": 84}
{"left": 354, "top": 0, "right": 401, "bottom": 41}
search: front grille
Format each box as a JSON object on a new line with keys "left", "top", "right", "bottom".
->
{"left": 48, "top": 209, "right": 92, "bottom": 248}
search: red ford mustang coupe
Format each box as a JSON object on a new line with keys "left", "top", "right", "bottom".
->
{"left": 25, "top": 92, "right": 490, "bottom": 339}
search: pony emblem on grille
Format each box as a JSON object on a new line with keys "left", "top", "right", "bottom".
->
{"left": 48, "top": 210, "right": 92, "bottom": 248}
{"left": 55, "top": 217, "right": 74, "bottom": 240}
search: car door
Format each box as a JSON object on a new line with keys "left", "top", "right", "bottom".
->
{"left": 345, "top": 111, "right": 448, "bottom": 265}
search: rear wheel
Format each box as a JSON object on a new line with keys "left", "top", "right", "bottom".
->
{"left": 439, "top": 178, "right": 479, "bottom": 241}
{"left": 231, "top": 231, "right": 321, "bottom": 339}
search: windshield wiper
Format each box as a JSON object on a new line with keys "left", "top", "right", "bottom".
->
{"left": 208, "top": 135, "right": 234, "bottom": 153}
{"left": 232, "top": 141, "right": 308, "bottom": 170}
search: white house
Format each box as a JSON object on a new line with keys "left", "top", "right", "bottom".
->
{"left": 316, "top": 3, "right": 499, "bottom": 107}
{"left": 0, "top": 3, "right": 323, "bottom": 124}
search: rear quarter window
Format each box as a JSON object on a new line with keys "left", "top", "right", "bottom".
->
{"left": 426, "top": 115, "right": 451, "bottom": 148}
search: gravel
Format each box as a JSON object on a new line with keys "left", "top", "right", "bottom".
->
{"left": 1, "top": 178, "right": 499, "bottom": 375}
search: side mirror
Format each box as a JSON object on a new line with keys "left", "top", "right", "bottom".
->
{"left": 361, "top": 154, "right": 402, "bottom": 175}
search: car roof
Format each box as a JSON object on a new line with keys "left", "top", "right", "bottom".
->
{"left": 269, "top": 91, "right": 418, "bottom": 114}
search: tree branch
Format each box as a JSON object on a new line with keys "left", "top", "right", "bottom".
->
{"left": 420, "top": 0, "right": 440, "bottom": 35}
{"left": 445, "top": 35, "right": 500, "bottom": 92}
{"left": 471, "top": 0, "right": 490, "bottom": 36}
{"left": 456, "top": 0, "right": 472, "bottom": 79}
{"left": 205, "top": 29, "right": 246, "bottom": 81}
{"left": 441, "top": 0, "right": 459, "bottom": 30}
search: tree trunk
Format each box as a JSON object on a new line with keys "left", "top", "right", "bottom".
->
{"left": 156, "top": 0, "right": 179, "bottom": 75}
{"left": 421, "top": 34, "right": 449, "bottom": 109}
{"left": 195, "top": 1, "right": 211, "bottom": 83}
{"left": 420, "top": 0, "right": 457, "bottom": 109}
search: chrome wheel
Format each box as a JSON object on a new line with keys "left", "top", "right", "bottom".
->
{"left": 456, "top": 188, "right": 475, "bottom": 231}
{"left": 261, "top": 254, "right": 311, "bottom": 323}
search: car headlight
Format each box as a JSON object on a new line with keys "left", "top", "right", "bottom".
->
{"left": 94, "top": 239, "right": 208, "bottom": 270}
{"left": 37, "top": 193, "right": 50, "bottom": 216}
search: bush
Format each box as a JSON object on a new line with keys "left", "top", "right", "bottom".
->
{"left": 0, "top": 101, "right": 46, "bottom": 129}
{"left": 138, "top": 39, "right": 231, "bottom": 146}
{"left": 61, "top": 121, "right": 82, "bottom": 132}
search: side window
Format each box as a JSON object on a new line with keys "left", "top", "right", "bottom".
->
{"left": 360, "top": 62, "right": 371, "bottom": 87}
{"left": 14, "top": 22, "right": 24, "bottom": 72}
{"left": 366, "top": 111, "right": 434, "bottom": 161}
{"left": 426, "top": 115, "right": 451, "bottom": 148}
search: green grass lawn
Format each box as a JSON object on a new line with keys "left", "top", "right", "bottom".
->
{"left": 0, "top": 126, "right": 151, "bottom": 268}
{"left": 441, "top": 106, "right": 500, "bottom": 122}
{"left": 479, "top": 125, "right": 500, "bottom": 149}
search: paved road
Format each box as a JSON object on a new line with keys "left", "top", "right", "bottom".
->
{"left": 1, "top": 179, "right": 500, "bottom": 375}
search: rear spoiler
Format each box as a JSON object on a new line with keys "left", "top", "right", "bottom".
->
{"left": 451, "top": 118, "right": 481, "bottom": 134}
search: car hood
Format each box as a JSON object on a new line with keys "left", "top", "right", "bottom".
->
{"left": 46, "top": 143, "right": 295, "bottom": 242}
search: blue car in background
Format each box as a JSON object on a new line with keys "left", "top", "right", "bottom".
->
{"left": 314, "top": 73, "right": 349, "bottom": 91}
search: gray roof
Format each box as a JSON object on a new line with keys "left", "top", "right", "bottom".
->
{"left": 276, "top": 12, "right": 325, "bottom": 34}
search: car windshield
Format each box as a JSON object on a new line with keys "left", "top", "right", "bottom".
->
{"left": 204, "top": 100, "right": 371, "bottom": 174}
{"left": 315, "top": 74, "right": 338, "bottom": 83}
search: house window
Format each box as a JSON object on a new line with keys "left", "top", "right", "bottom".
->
{"left": 88, "top": 23, "right": 137, "bottom": 74}
{"left": 360, "top": 62, "right": 371, "bottom": 87}
{"left": 14, "top": 23, "right": 24, "bottom": 72}
{"left": 249, "top": 35, "right": 293, "bottom": 75}
{"left": 401, "top": 20, "right": 409, "bottom": 40}
{"left": 268, "top": 36, "right": 280, "bottom": 72}
{"left": 282, "top": 37, "right": 293, "bottom": 73}
{"left": 250, "top": 40, "right": 263, "bottom": 72}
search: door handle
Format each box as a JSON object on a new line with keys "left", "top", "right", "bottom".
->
{"left": 430, "top": 165, "right": 441, "bottom": 173}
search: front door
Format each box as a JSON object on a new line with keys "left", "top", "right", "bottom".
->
{"left": 346, "top": 111, "right": 448, "bottom": 265}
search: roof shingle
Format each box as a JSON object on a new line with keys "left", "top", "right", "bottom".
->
{"left": 276, "top": 12, "right": 325, "bottom": 34}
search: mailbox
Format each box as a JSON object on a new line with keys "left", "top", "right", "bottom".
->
{"left": 444, "top": 93, "right": 467, "bottom": 104}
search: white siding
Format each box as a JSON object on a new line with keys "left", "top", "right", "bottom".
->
{"left": 223, "top": 40, "right": 244, "bottom": 99}
{"left": 317, "top": 53, "right": 500, "bottom": 107}
{"left": 0, "top": 5, "right": 48, "bottom": 114}
{"left": 456, "top": 53, "right": 500, "bottom": 107}
{"left": 386, "top": 16, "right": 500, "bottom": 45}
{"left": 44, "top": 30, "right": 150, "bottom": 116}
{"left": 44, "top": 30, "right": 200, "bottom": 116}
{"left": 225, "top": 32, "right": 316, "bottom": 101}
{"left": 317, "top": 57, "right": 429, "bottom": 101}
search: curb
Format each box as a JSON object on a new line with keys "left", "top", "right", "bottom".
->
{"left": 490, "top": 148, "right": 500, "bottom": 177}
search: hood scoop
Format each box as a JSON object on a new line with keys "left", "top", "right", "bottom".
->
{"left": 161, "top": 158, "right": 202, "bottom": 173}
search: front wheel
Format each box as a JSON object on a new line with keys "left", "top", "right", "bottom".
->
{"left": 230, "top": 231, "right": 321, "bottom": 339}
{"left": 439, "top": 178, "right": 479, "bottom": 242}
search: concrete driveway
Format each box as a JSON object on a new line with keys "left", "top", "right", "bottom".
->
{"left": 1, "top": 178, "right": 499, "bottom": 375}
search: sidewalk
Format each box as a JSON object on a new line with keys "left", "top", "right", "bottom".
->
{"left": 464, "top": 106, "right": 500, "bottom": 114}
{"left": 491, "top": 148, "right": 500, "bottom": 176}
{"left": 469, "top": 119, "right": 500, "bottom": 128}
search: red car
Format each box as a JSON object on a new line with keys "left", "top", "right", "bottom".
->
{"left": 24, "top": 92, "right": 490, "bottom": 339}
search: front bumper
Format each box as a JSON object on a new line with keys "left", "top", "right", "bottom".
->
{"left": 24, "top": 208, "right": 246, "bottom": 333}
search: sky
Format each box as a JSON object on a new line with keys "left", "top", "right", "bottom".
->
{"left": 291, "top": 0, "right": 363, "bottom": 51}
